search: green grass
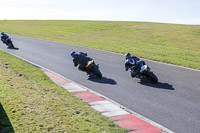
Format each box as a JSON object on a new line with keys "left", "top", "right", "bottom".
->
{"left": 0, "top": 20, "right": 200, "bottom": 69}
{"left": 0, "top": 50, "right": 127, "bottom": 133}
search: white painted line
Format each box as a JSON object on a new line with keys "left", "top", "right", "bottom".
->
{"left": 90, "top": 101, "right": 126, "bottom": 113}
{"left": 89, "top": 100, "right": 112, "bottom": 106}
{"left": 102, "top": 110, "right": 129, "bottom": 117}
{"left": 62, "top": 83, "right": 86, "bottom": 92}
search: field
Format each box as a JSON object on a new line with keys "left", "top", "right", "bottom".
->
{"left": 1, "top": 20, "right": 200, "bottom": 132}
{"left": 0, "top": 20, "right": 200, "bottom": 69}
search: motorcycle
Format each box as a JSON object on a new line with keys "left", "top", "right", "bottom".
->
{"left": 130, "top": 63, "right": 158, "bottom": 83}
{"left": 1, "top": 38, "right": 14, "bottom": 48}
{"left": 85, "top": 60, "right": 102, "bottom": 79}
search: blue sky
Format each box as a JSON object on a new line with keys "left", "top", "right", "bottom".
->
{"left": 0, "top": 0, "right": 200, "bottom": 24}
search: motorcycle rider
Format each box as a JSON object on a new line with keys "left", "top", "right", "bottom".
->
{"left": 125, "top": 53, "right": 145, "bottom": 77}
{"left": 71, "top": 51, "right": 93, "bottom": 75}
{"left": 1, "top": 32, "right": 9, "bottom": 43}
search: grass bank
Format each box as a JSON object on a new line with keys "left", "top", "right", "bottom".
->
{"left": 0, "top": 50, "right": 127, "bottom": 133}
{"left": 0, "top": 20, "right": 199, "bottom": 69}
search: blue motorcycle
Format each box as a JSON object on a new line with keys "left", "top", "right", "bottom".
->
{"left": 1, "top": 37, "right": 14, "bottom": 48}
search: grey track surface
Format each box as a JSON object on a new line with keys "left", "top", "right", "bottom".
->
{"left": 1, "top": 34, "right": 200, "bottom": 133}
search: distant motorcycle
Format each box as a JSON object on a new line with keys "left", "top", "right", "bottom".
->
{"left": 130, "top": 63, "right": 158, "bottom": 83}
{"left": 85, "top": 60, "right": 102, "bottom": 79}
{"left": 1, "top": 38, "right": 14, "bottom": 48}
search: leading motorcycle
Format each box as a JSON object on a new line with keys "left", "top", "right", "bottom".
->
{"left": 130, "top": 63, "right": 158, "bottom": 83}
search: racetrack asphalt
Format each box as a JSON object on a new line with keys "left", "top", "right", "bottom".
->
{"left": 0, "top": 34, "right": 200, "bottom": 133}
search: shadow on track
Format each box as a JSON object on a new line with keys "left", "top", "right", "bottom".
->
{"left": 139, "top": 81, "right": 175, "bottom": 90}
{"left": 0, "top": 102, "right": 14, "bottom": 133}
{"left": 7, "top": 47, "right": 19, "bottom": 50}
{"left": 88, "top": 76, "right": 117, "bottom": 85}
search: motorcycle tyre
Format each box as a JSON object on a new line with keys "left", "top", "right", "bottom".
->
{"left": 91, "top": 65, "right": 102, "bottom": 79}
{"left": 8, "top": 42, "right": 14, "bottom": 48}
{"left": 145, "top": 71, "right": 158, "bottom": 84}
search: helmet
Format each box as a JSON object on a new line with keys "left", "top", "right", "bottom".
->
{"left": 1, "top": 32, "right": 4, "bottom": 35}
{"left": 125, "top": 53, "right": 131, "bottom": 59}
{"left": 71, "top": 51, "right": 76, "bottom": 57}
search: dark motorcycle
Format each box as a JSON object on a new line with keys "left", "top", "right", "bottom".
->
{"left": 85, "top": 60, "right": 102, "bottom": 79}
{"left": 1, "top": 38, "right": 14, "bottom": 48}
{"left": 130, "top": 64, "right": 158, "bottom": 83}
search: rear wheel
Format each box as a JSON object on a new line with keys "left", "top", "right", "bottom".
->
{"left": 91, "top": 65, "right": 102, "bottom": 79}
{"left": 145, "top": 71, "right": 158, "bottom": 83}
{"left": 8, "top": 42, "right": 14, "bottom": 48}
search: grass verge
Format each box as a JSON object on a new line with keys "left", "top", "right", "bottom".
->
{"left": 0, "top": 50, "right": 127, "bottom": 133}
{"left": 0, "top": 20, "right": 199, "bottom": 69}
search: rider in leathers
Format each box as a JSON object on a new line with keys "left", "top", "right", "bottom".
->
{"left": 125, "top": 53, "right": 145, "bottom": 77}
{"left": 71, "top": 51, "right": 93, "bottom": 74}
